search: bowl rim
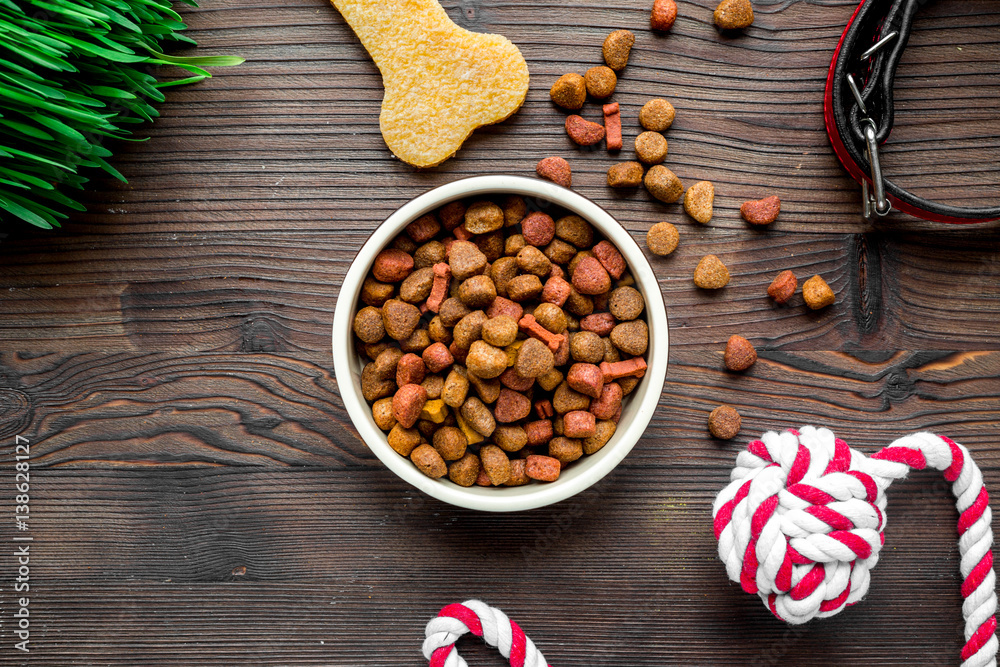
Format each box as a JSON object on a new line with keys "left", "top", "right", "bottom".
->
{"left": 332, "top": 174, "right": 668, "bottom": 512}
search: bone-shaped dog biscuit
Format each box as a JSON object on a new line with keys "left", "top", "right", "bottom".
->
{"left": 332, "top": 0, "right": 530, "bottom": 167}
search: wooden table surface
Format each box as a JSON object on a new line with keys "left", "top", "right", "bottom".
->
{"left": 0, "top": 0, "right": 999, "bottom": 664}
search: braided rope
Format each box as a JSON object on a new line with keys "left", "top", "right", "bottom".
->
{"left": 423, "top": 600, "right": 550, "bottom": 667}
{"left": 713, "top": 426, "right": 998, "bottom": 667}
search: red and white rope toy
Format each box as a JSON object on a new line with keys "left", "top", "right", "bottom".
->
{"left": 423, "top": 600, "right": 550, "bottom": 667}
{"left": 714, "top": 426, "right": 997, "bottom": 666}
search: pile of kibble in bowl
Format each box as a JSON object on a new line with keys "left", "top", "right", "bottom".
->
{"left": 352, "top": 195, "right": 648, "bottom": 488}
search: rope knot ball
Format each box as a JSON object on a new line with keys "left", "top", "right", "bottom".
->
{"left": 423, "top": 600, "right": 549, "bottom": 667}
{"left": 713, "top": 426, "right": 998, "bottom": 666}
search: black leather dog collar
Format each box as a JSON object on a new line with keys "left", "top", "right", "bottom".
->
{"left": 824, "top": 0, "right": 1000, "bottom": 223}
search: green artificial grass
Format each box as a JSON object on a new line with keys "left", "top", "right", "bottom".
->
{"left": 0, "top": 0, "right": 242, "bottom": 229}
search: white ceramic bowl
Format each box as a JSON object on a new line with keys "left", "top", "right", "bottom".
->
{"left": 332, "top": 175, "right": 668, "bottom": 512}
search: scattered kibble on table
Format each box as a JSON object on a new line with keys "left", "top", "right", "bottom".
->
{"left": 709, "top": 405, "right": 742, "bottom": 439}
{"left": 724, "top": 335, "right": 757, "bottom": 371}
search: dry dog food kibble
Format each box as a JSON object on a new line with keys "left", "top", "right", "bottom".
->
{"left": 684, "top": 181, "right": 715, "bottom": 224}
{"left": 741, "top": 195, "right": 781, "bottom": 225}
{"left": 585, "top": 66, "right": 617, "bottom": 99}
{"left": 646, "top": 222, "right": 679, "bottom": 256}
{"left": 602, "top": 29, "right": 635, "bottom": 71}
{"left": 651, "top": 0, "right": 678, "bottom": 30}
{"left": 639, "top": 98, "right": 675, "bottom": 132}
{"left": 709, "top": 405, "right": 742, "bottom": 440}
{"left": 536, "top": 157, "right": 572, "bottom": 188}
{"left": 565, "top": 115, "right": 606, "bottom": 146}
{"left": 354, "top": 195, "right": 648, "bottom": 487}
{"left": 635, "top": 131, "right": 668, "bottom": 165}
{"left": 803, "top": 275, "right": 835, "bottom": 310}
{"left": 607, "top": 162, "right": 644, "bottom": 188}
{"left": 724, "top": 335, "right": 757, "bottom": 371}
{"left": 603, "top": 102, "right": 623, "bottom": 151}
{"left": 550, "top": 73, "right": 586, "bottom": 110}
{"left": 644, "top": 165, "right": 683, "bottom": 203}
{"left": 714, "top": 0, "right": 753, "bottom": 29}
{"left": 693, "top": 254, "right": 730, "bottom": 289}
{"left": 767, "top": 270, "right": 797, "bottom": 304}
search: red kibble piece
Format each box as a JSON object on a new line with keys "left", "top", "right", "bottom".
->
{"left": 572, "top": 256, "right": 611, "bottom": 295}
{"left": 767, "top": 270, "right": 797, "bottom": 304}
{"left": 651, "top": 0, "right": 677, "bottom": 30}
{"left": 519, "top": 314, "right": 565, "bottom": 352}
{"left": 495, "top": 388, "right": 533, "bottom": 423}
{"left": 580, "top": 312, "right": 616, "bottom": 336}
{"left": 550, "top": 264, "right": 565, "bottom": 280}
{"left": 565, "top": 115, "right": 606, "bottom": 146}
{"left": 500, "top": 367, "right": 534, "bottom": 392}
{"left": 553, "top": 334, "right": 571, "bottom": 367}
{"left": 449, "top": 341, "right": 468, "bottom": 365}
{"left": 592, "top": 240, "right": 626, "bottom": 279}
{"left": 536, "top": 157, "right": 572, "bottom": 189}
{"left": 453, "top": 226, "right": 474, "bottom": 241}
{"left": 475, "top": 467, "right": 493, "bottom": 486}
{"left": 564, "top": 410, "right": 597, "bottom": 438}
{"left": 541, "top": 276, "right": 572, "bottom": 307}
{"left": 566, "top": 363, "right": 604, "bottom": 398}
{"left": 372, "top": 248, "right": 414, "bottom": 283}
{"left": 589, "top": 381, "right": 623, "bottom": 420}
{"left": 522, "top": 212, "right": 557, "bottom": 246}
{"left": 741, "top": 195, "right": 781, "bottom": 226}
{"left": 526, "top": 454, "right": 561, "bottom": 482}
{"left": 406, "top": 214, "right": 441, "bottom": 243}
{"left": 425, "top": 262, "right": 451, "bottom": 313}
{"left": 392, "top": 384, "right": 428, "bottom": 429}
{"left": 396, "top": 353, "right": 427, "bottom": 387}
{"left": 525, "top": 419, "right": 554, "bottom": 447}
{"left": 422, "top": 342, "right": 454, "bottom": 373}
{"left": 603, "top": 102, "right": 622, "bottom": 151}
{"left": 600, "top": 357, "right": 647, "bottom": 382}
{"left": 612, "top": 403, "right": 623, "bottom": 423}
{"left": 535, "top": 400, "right": 555, "bottom": 419}
{"left": 487, "top": 296, "right": 524, "bottom": 321}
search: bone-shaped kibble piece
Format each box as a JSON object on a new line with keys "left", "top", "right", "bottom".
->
{"left": 331, "top": 0, "right": 530, "bottom": 167}
{"left": 601, "top": 357, "right": 647, "bottom": 382}
{"left": 518, "top": 314, "right": 565, "bottom": 352}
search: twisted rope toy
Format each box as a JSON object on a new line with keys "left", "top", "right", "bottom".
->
{"left": 714, "top": 426, "right": 998, "bottom": 667}
{"left": 423, "top": 600, "right": 550, "bottom": 667}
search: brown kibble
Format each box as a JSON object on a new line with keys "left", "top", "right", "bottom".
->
{"left": 458, "top": 274, "right": 497, "bottom": 309}
{"left": 504, "top": 458, "right": 531, "bottom": 486}
{"left": 709, "top": 405, "right": 742, "bottom": 439}
{"left": 495, "top": 388, "right": 532, "bottom": 423}
{"left": 406, "top": 214, "right": 441, "bottom": 243}
{"left": 438, "top": 201, "right": 466, "bottom": 231}
{"left": 372, "top": 397, "right": 396, "bottom": 431}
{"left": 453, "top": 310, "right": 487, "bottom": 349}
{"left": 536, "top": 156, "right": 572, "bottom": 188}
{"left": 421, "top": 375, "right": 444, "bottom": 400}
{"left": 533, "top": 302, "right": 568, "bottom": 334}
{"left": 693, "top": 254, "right": 730, "bottom": 289}
{"left": 609, "top": 286, "right": 645, "bottom": 321}
{"left": 505, "top": 234, "right": 526, "bottom": 257}
{"left": 361, "top": 276, "right": 394, "bottom": 308}
{"left": 610, "top": 319, "right": 649, "bottom": 356}
{"left": 646, "top": 221, "right": 679, "bottom": 256}
{"left": 602, "top": 29, "right": 635, "bottom": 71}
{"left": 461, "top": 396, "right": 496, "bottom": 437}
{"left": 493, "top": 425, "right": 528, "bottom": 452}
{"left": 441, "top": 367, "right": 469, "bottom": 408}
{"left": 475, "top": 230, "right": 504, "bottom": 262}
{"left": 556, "top": 215, "right": 593, "bottom": 249}
{"left": 635, "top": 131, "right": 668, "bottom": 165}
{"left": 400, "top": 328, "right": 431, "bottom": 354}
{"left": 382, "top": 299, "right": 421, "bottom": 341}
{"left": 411, "top": 443, "right": 447, "bottom": 478}
{"left": 521, "top": 212, "right": 556, "bottom": 247}
{"left": 392, "top": 235, "right": 417, "bottom": 254}
{"left": 481, "top": 315, "right": 518, "bottom": 347}
{"left": 515, "top": 337, "right": 556, "bottom": 379}
{"left": 583, "top": 420, "right": 617, "bottom": 454}
{"left": 803, "top": 275, "right": 835, "bottom": 310}
{"left": 566, "top": 363, "right": 604, "bottom": 399}
{"left": 480, "top": 444, "right": 511, "bottom": 485}
{"left": 684, "top": 181, "right": 715, "bottom": 224}
{"left": 399, "top": 266, "right": 435, "bottom": 303}
{"left": 607, "top": 162, "right": 644, "bottom": 188}
{"left": 464, "top": 201, "right": 504, "bottom": 235}
{"left": 714, "top": 0, "right": 753, "bottom": 29}
{"left": 449, "top": 240, "right": 488, "bottom": 280}
{"left": 724, "top": 335, "right": 757, "bottom": 371}
{"left": 565, "top": 115, "right": 606, "bottom": 146}
{"left": 362, "top": 365, "right": 395, "bottom": 403}
{"left": 639, "top": 99, "right": 676, "bottom": 132}
{"left": 550, "top": 72, "right": 586, "bottom": 109}
{"left": 372, "top": 248, "right": 414, "bottom": 283}
{"left": 545, "top": 238, "right": 577, "bottom": 265}
{"left": 448, "top": 452, "right": 480, "bottom": 487}
{"left": 490, "top": 257, "right": 519, "bottom": 298}
{"left": 570, "top": 331, "right": 605, "bottom": 364}
{"left": 392, "top": 384, "right": 428, "bottom": 429}
{"left": 432, "top": 426, "right": 468, "bottom": 461}
{"left": 741, "top": 195, "right": 781, "bottom": 225}
{"left": 644, "top": 165, "right": 683, "bottom": 203}
{"left": 466, "top": 340, "right": 509, "bottom": 380}
{"left": 526, "top": 454, "right": 561, "bottom": 482}
{"left": 354, "top": 306, "right": 385, "bottom": 344}
{"left": 768, "top": 270, "right": 797, "bottom": 304}
{"left": 584, "top": 65, "right": 617, "bottom": 99}
{"left": 507, "top": 274, "right": 544, "bottom": 302}
{"left": 572, "top": 256, "right": 611, "bottom": 296}
{"left": 503, "top": 195, "right": 527, "bottom": 227}
{"left": 549, "top": 436, "right": 584, "bottom": 464}
{"left": 603, "top": 102, "right": 623, "bottom": 151}
{"left": 517, "top": 245, "right": 553, "bottom": 278}
{"left": 537, "top": 368, "right": 564, "bottom": 392}
{"left": 651, "top": 0, "right": 678, "bottom": 30}
{"left": 414, "top": 240, "right": 446, "bottom": 269}
{"left": 438, "top": 297, "right": 471, "bottom": 327}
{"left": 388, "top": 424, "right": 421, "bottom": 456}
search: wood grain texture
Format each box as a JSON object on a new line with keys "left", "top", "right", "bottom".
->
{"left": 0, "top": 0, "right": 997, "bottom": 664}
